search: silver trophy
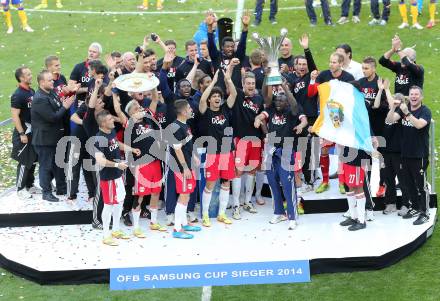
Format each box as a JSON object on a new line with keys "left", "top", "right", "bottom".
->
{"left": 252, "top": 28, "right": 288, "bottom": 86}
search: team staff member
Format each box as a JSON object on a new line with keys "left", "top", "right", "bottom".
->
{"left": 254, "top": 82, "right": 307, "bottom": 230}
{"left": 10, "top": 67, "right": 39, "bottom": 200}
{"left": 31, "top": 70, "right": 75, "bottom": 203}
{"left": 199, "top": 66, "right": 237, "bottom": 227}
{"left": 167, "top": 100, "right": 202, "bottom": 239}
{"left": 386, "top": 86, "right": 431, "bottom": 225}
{"left": 253, "top": 0, "right": 278, "bottom": 26}
{"left": 308, "top": 53, "right": 355, "bottom": 194}
{"left": 94, "top": 110, "right": 141, "bottom": 246}
{"left": 231, "top": 70, "right": 264, "bottom": 219}
{"left": 379, "top": 35, "right": 424, "bottom": 96}
{"left": 69, "top": 42, "right": 102, "bottom": 103}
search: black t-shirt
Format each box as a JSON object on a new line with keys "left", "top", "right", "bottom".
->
{"left": 383, "top": 120, "right": 402, "bottom": 154}
{"left": 94, "top": 129, "right": 123, "bottom": 181}
{"left": 400, "top": 105, "right": 431, "bottom": 158}
{"left": 70, "top": 61, "right": 92, "bottom": 101}
{"left": 175, "top": 58, "right": 213, "bottom": 84}
{"left": 251, "top": 67, "right": 265, "bottom": 91}
{"left": 265, "top": 106, "right": 305, "bottom": 150}
{"left": 199, "top": 104, "right": 234, "bottom": 154}
{"left": 378, "top": 56, "right": 424, "bottom": 96}
{"left": 72, "top": 103, "right": 88, "bottom": 142}
{"left": 168, "top": 120, "right": 194, "bottom": 171}
{"left": 278, "top": 55, "right": 295, "bottom": 74}
{"left": 157, "top": 56, "right": 185, "bottom": 91}
{"left": 11, "top": 85, "right": 34, "bottom": 132}
{"left": 291, "top": 73, "right": 318, "bottom": 118}
{"left": 83, "top": 107, "right": 99, "bottom": 138}
{"left": 53, "top": 74, "right": 69, "bottom": 97}
{"left": 124, "top": 118, "right": 157, "bottom": 163}
{"left": 316, "top": 70, "right": 355, "bottom": 84}
{"left": 358, "top": 75, "right": 388, "bottom": 137}
{"left": 143, "top": 98, "right": 168, "bottom": 129}
{"left": 232, "top": 89, "right": 264, "bottom": 139}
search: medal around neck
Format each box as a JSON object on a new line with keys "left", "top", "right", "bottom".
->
{"left": 114, "top": 72, "right": 160, "bottom": 93}
{"left": 252, "top": 28, "right": 288, "bottom": 86}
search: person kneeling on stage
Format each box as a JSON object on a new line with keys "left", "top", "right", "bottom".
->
{"left": 167, "top": 100, "right": 202, "bottom": 239}
{"left": 199, "top": 66, "right": 237, "bottom": 227}
{"left": 94, "top": 110, "right": 141, "bottom": 246}
{"left": 254, "top": 83, "right": 307, "bottom": 230}
{"left": 113, "top": 90, "right": 166, "bottom": 239}
{"left": 385, "top": 86, "right": 431, "bottom": 225}
{"left": 339, "top": 147, "right": 371, "bottom": 231}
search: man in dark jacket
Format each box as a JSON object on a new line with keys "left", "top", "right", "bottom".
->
{"left": 31, "top": 70, "right": 74, "bottom": 202}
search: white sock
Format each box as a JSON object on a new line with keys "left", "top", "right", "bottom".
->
{"left": 112, "top": 202, "right": 123, "bottom": 232}
{"left": 219, "top": 187, "right": 229, "bottom": 215}
{"left": 102, "top": 204, "right": 113, "bottom": 238}
{"left": 255, "top": 171, "right": 264, "bottom": 198}
{"left": 174, "top": 202, "right": 187, "bottom": 231}
{"left": 202, "top": 189, "right": 212, "bottom": 216}
{"left": 244, "top": 174, "right": 255, "bottom": 205}
{"left": 347, "top": 193, "right": 357, "bottom": 220}
{"left": 150, "top": 208, "right": 158, "bottom": 224}
{"left": 356, "top": 195, "right": 366, "bottom": 223}
{"left": 232, "top": 178, "right": 241, "bottom": 207}
{"left": 240, "top": 174, "right": 247, "bottom": 203}
{"left": 132, "top": 210, "right": 140, "bottom": 229}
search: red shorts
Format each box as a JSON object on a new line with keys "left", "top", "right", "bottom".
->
{"left": 100, "top": 177, "right": 125, "bottom": 205}
{"left": 205, "top": 152, "right": 235, "bottom": 181}
{"left": 343, "top": 163, "right": 365, "bottom": 188}
{"left": 293, "top": 152, "right": 302, "bottom": 172}
{"left": 133, "top": 160, "right": 162, "bottom": 196}
{"left": 175, "top": 170, "right": 196, "bottom": 194}
{"left": 234, "top": 137, "right": 262, "bottom": 171}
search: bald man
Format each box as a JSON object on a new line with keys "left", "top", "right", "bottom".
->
{"left": 278, "top": 38, "right": 295, "bottom": 75}
{"left": 379, "top": 35, "right": 424, "bottom": 96}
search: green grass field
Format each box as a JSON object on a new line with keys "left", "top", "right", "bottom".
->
{"left": 0, "top": 0, "right": 439, "bottom": 300}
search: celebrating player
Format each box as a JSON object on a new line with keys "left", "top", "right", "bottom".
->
{"left": 199, "top": 64, "right": 237, "bottom": 227}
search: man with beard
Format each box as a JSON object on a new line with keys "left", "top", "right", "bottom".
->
{"left": 11, "top": 67, "right": 39, "bottom": 200}
{"left": 206, "top": 10, "right": 250, "bottom": 91}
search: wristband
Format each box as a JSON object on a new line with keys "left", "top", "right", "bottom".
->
{"left": 19, "top": 132, "right": 25, "bottom": 136}
{"left": 114, "top": 163, "right": 119, "bottom": 168}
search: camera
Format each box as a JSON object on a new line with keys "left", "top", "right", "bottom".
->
{"left": 151, "top": 33, "right": 158, "bottom": 42}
